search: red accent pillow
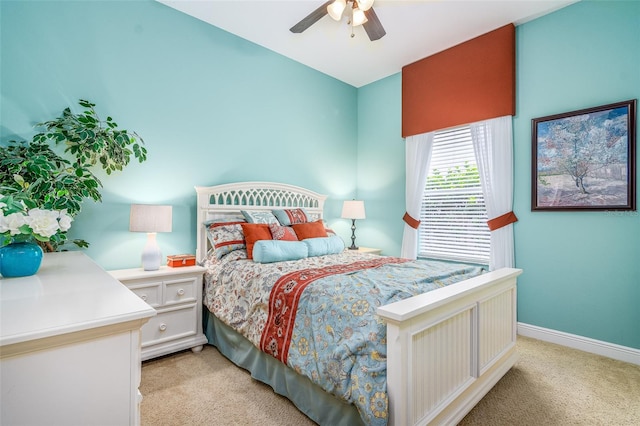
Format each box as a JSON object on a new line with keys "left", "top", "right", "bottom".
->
{"left": 291, "top": 220, "right": 328, "bottom": 240}
{"left": 283, "top": 209, "right": 308, "bottom": 225}
{"left": 241, "top": 223, "right": 272, "bottom": 259}
{"left": 268, "top": 223, "right": 298, "bottom": 241}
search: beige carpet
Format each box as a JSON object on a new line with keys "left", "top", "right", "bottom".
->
{"left": 140, "top": 336, "right": 640, "bottom": 425}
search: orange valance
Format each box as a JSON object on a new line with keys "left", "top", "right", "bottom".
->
{"left": 402, "top": 24, "right": 515, "bottom": 137}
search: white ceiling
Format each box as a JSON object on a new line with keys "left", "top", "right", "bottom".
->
{"left": 158, "top": 0, "right": 578, "bottom": 88}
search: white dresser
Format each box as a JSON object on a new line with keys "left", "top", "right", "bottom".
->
{"left": 0, "top": 252, "right": 156, "bottom": 426}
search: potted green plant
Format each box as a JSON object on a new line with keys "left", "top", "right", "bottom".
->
{"left": 0, "top": 99, "right": 147, "bottom": 275}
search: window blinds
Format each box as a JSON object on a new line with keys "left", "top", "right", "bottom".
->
{"left": 419, "top": 126, "right": 490, "bottom": 264}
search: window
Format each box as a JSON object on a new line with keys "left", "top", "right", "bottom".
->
{"left": 418, "top": 126, "right": 490, "bottom": 264}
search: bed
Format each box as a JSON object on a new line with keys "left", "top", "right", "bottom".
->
{"left": 195, "top": 181, "right": 522, "bottom": 426}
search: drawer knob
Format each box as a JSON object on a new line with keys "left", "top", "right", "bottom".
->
{"left": 140, "top": 294, "right": 147, "bottom": 301}
{"left": 159, "top": 323, "right": 167, "bottom": 332}
{"left": 177, "top": 288, "right": 185, "bottom": 296}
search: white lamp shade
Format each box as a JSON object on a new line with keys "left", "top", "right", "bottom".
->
{"left": 351, "top": 8, "right": 368, "bottom": 26}
{"left": 358, "top": 0, "right": 374, "bottom": 12}
{"left": 129, "top": 204, "right": 173, "bottom": 233}
{"left": 341, "top": 200, "right": 366, "bottom": 219}
{"left": 327, "top": 0, "right": 346, "bottom": 21}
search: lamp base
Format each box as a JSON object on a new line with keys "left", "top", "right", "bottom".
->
{"left": 141, "top": 233, "right": 162, "bottom": 271}
{"left": 348, "top": 219, "right": 359, "bottom": 251}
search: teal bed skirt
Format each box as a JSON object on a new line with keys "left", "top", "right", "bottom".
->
{"left": 203, "top": 308, "right": 364, "bottom": 426}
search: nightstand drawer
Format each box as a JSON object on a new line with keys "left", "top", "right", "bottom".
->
{"left": 126, "top": 281, "right": 162, "bottom": 307}
{"left": 142, "top": 304, "right": 197, "bottom": 346}
{"left": 164, "top": 277, "right": 197, "bottom": 305}
{"left": 107, "top": 265, "right": 207, "bottom": 360}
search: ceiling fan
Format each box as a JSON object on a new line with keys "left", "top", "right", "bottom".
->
{"left": 290, "top": 0, "right": 386, "bottom": 41}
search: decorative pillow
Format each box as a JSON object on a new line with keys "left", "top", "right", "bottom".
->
{"left": 291, "top": 220, "right": 328, "bottom": 240}
{"left": 252, "top": 240, "right": 309, "bottom": 264}
{"left": 272, "top": 208, "right": 309, "bottom": 226}
{"left": 241, "top": 210, "right": 279, "bottom": 224}
{"left": 324, "top": 227, "right": 337, "bottom": 237}
{"left": 203, "top": 216, "right": 244, "bottom": 226}
{"left": 241, "top": 223, "right": 272, "bottom": 259}
{"left": 205, "top": 221, "right": 246, "bottom": 259}
{"left": 220, "top": 249, "right": 247, "bottom": 262}
{"left": 303, "top": 236, "right": 345, "bottom": 257}
{"left": 268, "top": 223, "right": 298, "bottom": 241}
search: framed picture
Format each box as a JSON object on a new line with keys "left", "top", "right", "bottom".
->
{"left": 532, "top": 99, "right": 637, "bottom": 211}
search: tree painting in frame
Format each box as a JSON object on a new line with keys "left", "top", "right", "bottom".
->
{"left": 532, "top": 99, "right": 636, "bottom": 211}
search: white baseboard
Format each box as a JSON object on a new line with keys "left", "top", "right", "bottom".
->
{"left": 517, "top": 322, "right": 640, "bottom": 366}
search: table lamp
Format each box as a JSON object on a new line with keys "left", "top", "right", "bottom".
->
{"left": 129, "top": 204, "right": 172, "bottom": 271}
{"left": 341, "top": 200, "right": 366, "bottom": 250}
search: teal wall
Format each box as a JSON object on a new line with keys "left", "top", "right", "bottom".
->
{"left": 0, "top": 0, "right": 358, "bottom": 270}
{"left": 513, "top": 0, "right": 639, "bottom": 350}
{"left": 356, "top": 73, "right": 405, "bottom": 255}
{"left": 2, "top": 1, "right": 638, "bottom": 349}
{"left": 359, "top": 0, "right": 640, "bottom": 349}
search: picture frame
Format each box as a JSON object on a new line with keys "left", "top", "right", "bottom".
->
{"left": 532, "top": 99, "right": 637, "bottom": 211}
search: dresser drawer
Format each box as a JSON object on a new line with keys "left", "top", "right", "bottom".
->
{"left": 125, "top": 281, "right": 162, "bottom": 307}
{"left": 164, "top": 277, "right": 197, "bottom": 305}
{"left": 141, "top": 304, "right": 197, "bottom": 347}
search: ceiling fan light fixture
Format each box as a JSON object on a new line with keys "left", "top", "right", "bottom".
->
{"left": 290, "top": 0, "right": 385, "bottom": 41}
{"left": 327, "top": 0, "right": 346, "bottom": 21}
{"left": 352, "top": 8, "right": 368, "bottom": 27}
{"left": 357, "top": 0, "right": 374, "bottom": 12}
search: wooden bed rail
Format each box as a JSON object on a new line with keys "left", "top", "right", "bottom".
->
{"left": 377, "top": 268, "right": 522, "bottom": 426}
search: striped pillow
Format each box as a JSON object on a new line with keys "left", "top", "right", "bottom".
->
{"left": 205, "top": 221, "right": 246, "bottom": 259}
{"left": 272, "top": 208, "right": 309, "bottom": 226}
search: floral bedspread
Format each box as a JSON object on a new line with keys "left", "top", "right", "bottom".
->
{"left": 203, "top": 252, "right": 484, "bottom": 425}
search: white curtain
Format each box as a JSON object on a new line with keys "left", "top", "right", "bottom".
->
{"left": 470, "top": 115, "right": 516, "bottom": 270}
{"left": 401, "top": 132, "right": 434, "bottom": 259}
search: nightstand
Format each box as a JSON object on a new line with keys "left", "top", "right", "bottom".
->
{"left": 108, "top": 265, "right": 208, "bottom": 361}
{"left": 346, "top": 247, "right": 382, "bottom": 255}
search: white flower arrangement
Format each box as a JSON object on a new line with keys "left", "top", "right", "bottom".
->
{"left": 0, "top": 196, "right": 73, "bottom": 245}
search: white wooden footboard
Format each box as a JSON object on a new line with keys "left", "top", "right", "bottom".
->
{"left": 377, "top": 268, "right": 522, "bottom": 426}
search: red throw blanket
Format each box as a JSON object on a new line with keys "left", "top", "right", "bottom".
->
{"left": 260, "top": 257, "right": 409, "bottom": 364}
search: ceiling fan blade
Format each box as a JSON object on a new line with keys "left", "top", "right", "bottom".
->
{"left": 290, "top": 1, "right": 332, "bottom": 33}
{"left": 363, "top": 7, "right": 386, "bottom": 41}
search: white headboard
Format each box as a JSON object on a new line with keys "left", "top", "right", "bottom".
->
{"left": 195, "top": 182, "right": 327, "bottom": 262}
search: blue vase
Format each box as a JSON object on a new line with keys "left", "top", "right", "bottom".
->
{"left": 0, "top": 241, "right": 44, "bottom": 278}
